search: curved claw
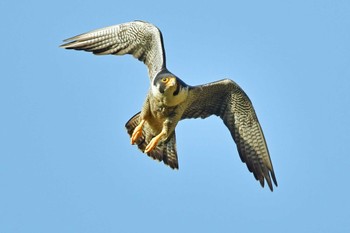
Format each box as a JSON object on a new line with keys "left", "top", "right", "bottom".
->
{"left": 131, "top": 119, "right": 145, "bottom": 145}
{"left": 144, "top": 131, "right": 166, "bottom": 153}
{"left": 144, "top": 137, "right": 159, "bottom": 153}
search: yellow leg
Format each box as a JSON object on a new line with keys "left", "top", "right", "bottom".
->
{"left": 144, "top": 131, "right": 166, "bottom": 153}
{"left": 131, "top": 119, "right": 145, "bottom": 145}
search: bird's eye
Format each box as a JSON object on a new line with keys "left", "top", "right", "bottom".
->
{"left": 161, "top": 77, "right": 169, "bottom": 83}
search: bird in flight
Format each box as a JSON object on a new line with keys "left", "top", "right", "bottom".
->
{"left": 61, "top": 21, "right": 278, "bottom": 191}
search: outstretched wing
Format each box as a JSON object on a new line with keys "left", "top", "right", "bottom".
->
{"left": 60, "top": 21, "right": 166, "bottom": 80}
{"left": 182, "top": 79, "right": 277, "bottom": 191}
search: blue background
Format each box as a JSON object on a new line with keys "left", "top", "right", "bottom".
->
{"left": 1, "top": 0, "right": 349, "bottom": 232}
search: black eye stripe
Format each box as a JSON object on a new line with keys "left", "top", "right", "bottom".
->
{"left": 173, "top": 83, "right": 180, "bottom": 96}
{"left": 159, "top": 83, "right": 165, "bottom": 93}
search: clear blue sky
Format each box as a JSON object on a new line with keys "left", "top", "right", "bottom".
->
{"left": 1, "top": 0, "right": 349, "bottom": 232}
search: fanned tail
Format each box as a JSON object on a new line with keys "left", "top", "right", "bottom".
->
{"left": 125, "top": 112, "right": 179, "bottom": 169}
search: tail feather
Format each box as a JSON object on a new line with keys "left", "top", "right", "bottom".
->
{"left": 125, "top": 112, "right": 179, "bottom": 169}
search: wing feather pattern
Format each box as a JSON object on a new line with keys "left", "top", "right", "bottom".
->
{"left": 182, "top": 79, "right": 277, "bottom": 191}
{"left": 60, "top": 21, "right": 166, "bottom": 80}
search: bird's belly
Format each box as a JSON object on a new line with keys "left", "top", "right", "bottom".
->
{"left": 146, "top": 102, "right": 178, "bottom": 136}
{"left": 147, "top": 107, "right": 173, "bottom": 135}
{"left": 145, "top": 114, "right": 165, "bottom": 135}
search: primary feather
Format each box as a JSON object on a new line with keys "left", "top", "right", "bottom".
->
{"left": 61, "top": 21, "right": 166, "bottom": 80}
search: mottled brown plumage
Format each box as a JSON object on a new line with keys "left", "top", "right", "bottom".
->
{"left": 61, "top": 20, "right": 278, "bottom": 191}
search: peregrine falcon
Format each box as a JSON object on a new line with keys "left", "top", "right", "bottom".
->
{"left": 61, "top": 21, "right": 278, "bottom": 191}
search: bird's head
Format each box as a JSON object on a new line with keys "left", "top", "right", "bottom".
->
{"left": 154, "top": 74, "right": 177, "bottom": 94}
{"left": 151, "top": 71, "right": 188, "bottom": 106}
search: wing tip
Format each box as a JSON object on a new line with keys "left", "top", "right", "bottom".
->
{"left": 59, "top": 42, "right": 72, "bottom": 49}
{"left": 263, "top": 169, "right": 278, "bottom": 192}
{"left": 60, "top": 35, "right": 81, "bottom": 49}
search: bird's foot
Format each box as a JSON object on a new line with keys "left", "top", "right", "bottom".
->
{"left": 131, "top": 119, "right": 145, "bottom": 145}
{"left": 144, "top": 133, "right": 164, "bottom": 153}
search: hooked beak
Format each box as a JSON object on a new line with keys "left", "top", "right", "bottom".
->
{"left": 166, "top": 77, "right": 176, "bottom": 88}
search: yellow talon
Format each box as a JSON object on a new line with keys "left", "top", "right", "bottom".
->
{"left": 145, "top": 137, "right": 160, "bottom": 153}
{"left": 144, "top": 131, "right": 166, "bottom": 153}
{"left": 131, "top": 119, "right": 145, "bottom": 144}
